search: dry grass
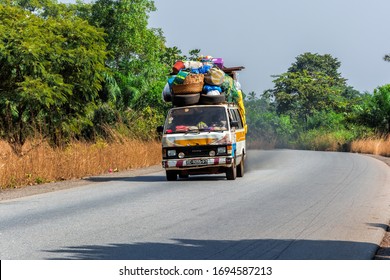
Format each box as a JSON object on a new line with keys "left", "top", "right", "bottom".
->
{"left": 0, "top": 137, "right": 161, "bottom": 189}
{"left": 350, "top": 136, "right": 390, "bottom": 157}
{"left": 248, "top": 135, "right": 390, "bottom": 157}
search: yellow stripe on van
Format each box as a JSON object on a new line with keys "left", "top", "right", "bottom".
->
{"left": 174, "top": 138, "right": 217, "bottom": 146}
{"left": 236, "top": 131, "right": 246, "bottom": 142}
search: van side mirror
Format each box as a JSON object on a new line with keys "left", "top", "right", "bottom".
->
{"left": 156, "top": 126, "right": 164, "bottom": 133}
{"left": 230, "top": 121, "right": 239, "bottom": 128}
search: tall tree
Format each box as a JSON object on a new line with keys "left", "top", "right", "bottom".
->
{"left": 288, "top": 52, "right": 346, "bottom": 83}
{"left": 74, "top": 0, "right": 170, "bottom": 110}
{"left": 270, "top": 52, "right": 348, "bottom": 127}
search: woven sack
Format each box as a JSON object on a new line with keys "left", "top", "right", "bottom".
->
{"left": 183, "top": 73, "right": 204, "bottom": 85}
{"left": 204, "top": 67, "right": 225, "bottom": 86}
{"left": 171, "top": 82, "right": 203, "bottom": 94}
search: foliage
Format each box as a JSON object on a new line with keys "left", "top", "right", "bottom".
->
{"left": 0, "top": 2, "right": 107, "bottom": 152}
{"left": 1, "top": 0, "right": 388, "bottom": 156}
{"left": 71, "top": 0, "right": 173, "bottom": 139}
{"left": 270, "top": 70, "right": 346, "bottom": 126}
{"left": 244, "top": 52, "right": 384, "bottom": 150}
{"left": 354, "top": 85, "right": 390, "bottom": 134}
{"left": 245, "top": 91, "right": 297, "bottom": 147}
{"left": 0, "top": 0, "right": 177, "bottom": 148}
{"left": 288, "top": 52, "right": 346, "bottom": 85}
{"left": 296, "top": 129, "right": 355, "bottom": 151}
{"left": 269, "top": 53, "right": 349, "bottom": 127}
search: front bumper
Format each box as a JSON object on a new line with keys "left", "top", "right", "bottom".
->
{"left": 162, "top": 157, "right": 233, "bottom": 170}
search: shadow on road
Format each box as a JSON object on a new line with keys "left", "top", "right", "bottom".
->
{"left": 85, "top": 174, "right": 227, "bottom": 183}
{"left": 85, "top": 175, "right": 167, "bottom": 183}
{"left": 44, "top": 238, "right": 382, "bottom": 260}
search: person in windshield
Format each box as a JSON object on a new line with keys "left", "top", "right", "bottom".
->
{"left": 208, "top": 112, "right": 227, "bottom": 131}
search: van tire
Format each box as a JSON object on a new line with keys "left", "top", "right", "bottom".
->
{"left": 226, "top": 158, "right": 237, "bottom": 180}
{"left": 166, "top": 171, "right": 177, "bottom": 181}
{"left": 237, "top": 157, "right": 245, "bottom": 177}
{"left": 200, "top": 93, "right": 226, "bottom": 105}
{"left": 172, "top": 93, "right": 200, "bottom": 106}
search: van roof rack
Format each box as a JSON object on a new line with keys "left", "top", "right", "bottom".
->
{"left": 222, "top": 66, "right": 245, "bottom": 81}
{"left": 222, "top": 66, "right": 245, "bottom": 73}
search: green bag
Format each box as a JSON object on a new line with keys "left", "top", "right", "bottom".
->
{"left": 221, "top": 74, "right": 239, "bottom": 103}
{"left": 173, "top": 70, "right": 189, "bottom": 85}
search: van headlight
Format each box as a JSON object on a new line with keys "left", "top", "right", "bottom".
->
{"left": 217, "top": 147, "right": 226, "bottom": 154}
{"left": 167, "top": 150, "right": 177, "bottom": 157}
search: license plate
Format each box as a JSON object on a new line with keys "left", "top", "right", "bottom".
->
{"left": 187, "top": 159, "right": 208, "bottom": 166}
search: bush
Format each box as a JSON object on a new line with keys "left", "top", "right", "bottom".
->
{"left": 295, "top": 129, "right": 356, "bottom": 151}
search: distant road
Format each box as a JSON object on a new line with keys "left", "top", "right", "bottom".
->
{"left": 1, "top": 150, "right": 389, "bottom": 259}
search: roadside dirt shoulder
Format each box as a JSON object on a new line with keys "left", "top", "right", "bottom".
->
{"left": 0, "top": 165, "right": 163, "bottom": 201}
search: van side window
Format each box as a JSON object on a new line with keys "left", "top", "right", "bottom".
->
{"left": 229, "top": 109, "right": 243, "bottom": 129}
{"left": 233, "top": 109, "right": 243, "bottom": 129}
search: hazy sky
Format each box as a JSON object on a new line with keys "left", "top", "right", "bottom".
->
{"left": 62, "top": 0, "right": 390, "bottom": 95}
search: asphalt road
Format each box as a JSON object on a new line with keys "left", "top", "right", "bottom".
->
{"left": 1, "top": 150, "right": 390, "bottom": 260}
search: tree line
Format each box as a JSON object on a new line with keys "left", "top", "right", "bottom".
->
{"left": 0, "top": 0, "right": 180, "bottom": 154}
{"left": 246, "top": 52, "right": 390, "bottom": 150}
{"left": 0, "top": 0, "right": 389, "bottom": 154}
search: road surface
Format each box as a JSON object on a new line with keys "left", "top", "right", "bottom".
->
{"left": 1, "top": 150, "right": 389, "bottom": 259}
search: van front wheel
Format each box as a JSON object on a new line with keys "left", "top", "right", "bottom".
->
{"left": 166, "top": 171, "right": 177, "bottom": 181}
{"left": 226, "top": 159, "right": 237, "bottom": 180}
{"left": 237, "top": 158, "right": 244, "bottom": 177}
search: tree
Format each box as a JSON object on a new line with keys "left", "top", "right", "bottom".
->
{"left": 356, "top": 85, "right": 390, "bottom": 134}
{"left": 186, "top": 49, "right": 201, "bottom": 61}
{"left": 0, "top": 2, "right": 107, "bottom": 152}
{"left": 74, "top": 0, "right": 171, "bottom": 110}
{"left": 288, "top": 52, "right": 346, "bottom": 84}
{"left": 269, "top": 53, "right": 348, "bottom": 127}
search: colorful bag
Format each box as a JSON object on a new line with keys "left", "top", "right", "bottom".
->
{"left": 204, "top": 67, "right": 225, "bottom": 86}
{"left": 184, "top": 61, "right": 203, "bottom": 69}
{"left": 212, "top": 58, "right": 224, "bottom": 69}
{"left": 206, "top": 90, "right": 221, "bottom": 96}
{"left": 173, "top": 70, "right": 189, "bottom": 85}
{"left": 221, "top": 74, "right": 239, "bottom": 102}
{"left": 203, "top": 85, "right": 222, "bottom": 93}
{"left": 199, "top": 65, "right": 212, "bottom": 74}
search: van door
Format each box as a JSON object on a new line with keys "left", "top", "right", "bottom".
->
{"left": 229, "top": 108, "right": 246, "bottom": 171}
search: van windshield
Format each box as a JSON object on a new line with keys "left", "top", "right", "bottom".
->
{"left": 164, "top": 106, "right": 228, "bottom": 134}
